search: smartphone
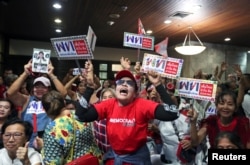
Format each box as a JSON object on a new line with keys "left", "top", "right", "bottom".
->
{"left": 72, "top": 68, "right": 85, "bottom": 76}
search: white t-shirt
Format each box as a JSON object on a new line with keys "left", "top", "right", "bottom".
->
{"left": 204, "top": 102, "right": 216, "bottom": 118}
{"left": 0, "top": 148, "right": 42, "bottom": 165}
{"left": 242, "top": 90, "right": 250, "bottom": 118}
{"left": 158, "top": 112, "right": 191, "bottom": 165}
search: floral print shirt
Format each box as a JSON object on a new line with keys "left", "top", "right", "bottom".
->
{"left": 42, "top": 112, "right": 102, "bottom": 165}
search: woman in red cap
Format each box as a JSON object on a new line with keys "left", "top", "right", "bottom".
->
{"left": 75, "top": 59, "right": 179, "bottom": 165}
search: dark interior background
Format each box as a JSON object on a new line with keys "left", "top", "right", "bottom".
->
{"left": 1, "top": 0, "right": 250, "bottom": 79}
{"left": 1, "top": 0, "right": 250, "bottom": 48}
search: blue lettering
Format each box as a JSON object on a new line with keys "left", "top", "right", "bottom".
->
{"left": 31, "top": 102, "right": 38, "bottom": 109}
{"left": 65, "top": 41, "right": 75, "bottom": 51}
{"left": 180, "top": 81, "right": 199, "bottom": 91}
{"left": 55, "top": 41, "right": 75, "bottom": 52}
{"left": 190, "top": 82, "right": 199, "bottom": 91}
{"left": 126, "top": 35, "right": 134, "bottom": 42}
{"left": 207, "top": 107, "right": 215, "bottom": 113}
{"left": 180, "top": 81, "right": 189, "bottom": 90}
{"left": 156, "top": 59, "right": 165, "bottom": 69}
{"left": 134, "top": 36, "right": 142, "bottom": 44}
{"left": 126, "top": 35, "right": 142, "bottom": 44}
{"left": 146, "top": 58, "right": 152, "bottom": 65}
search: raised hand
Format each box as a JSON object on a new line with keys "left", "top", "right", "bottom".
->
{"left": 147, "top": 70, "right": 161, "bottom": 86}
{"left": 120, "top": 57, "right": 131, "bottom": 70}
{"left": 24, "top": 59, "right": 32, "bottom": 75}
{"left": 232, "top": 64, "right": 242, "bottom": 78}
{"left": 84, "top": 59, "right": 93, "bottom": 73}
{"left": 47, "top": 60, "right": 55, "bottom": 75}
{"left": 213, "top": 66, "right": 219, "bottom": 78}
{"left": 84, "top": 60, "right": 95, "bottom": 88}
{"left": 187, "top": 107, "right": 198, "bottom": 123}
{"left": 16, "top": 141, "right": 29, "bottom": 162}
{"left": 220, "top": 62, "right": 228, "bottom": 72}
{"left": 193, "top": 69, "right": 203, "bottom": 79}
{"left": 134, "top": 61, "right": 141, "bottom": 75}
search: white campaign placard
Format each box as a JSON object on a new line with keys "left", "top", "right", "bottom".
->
{"left": 123, "top": 32, "right": 154, "bottom": 50}
{"left": 50, "top": 35, "right": 93, "bottom": 60}
{"left": 87, "top": 26, "right": 97, "bottom": 52}
{"left": 175, "top": 77, "right": 218, "bottom": 102}
{"left": 32, "top": 48, "right": 51, "bottom": 73}
{"left": 140, "top": 53, "right": 183, "bottom": 79}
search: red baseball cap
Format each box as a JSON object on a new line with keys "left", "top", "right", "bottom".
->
{"left": 115, "top": 70, "right": 138, "bottom": 90}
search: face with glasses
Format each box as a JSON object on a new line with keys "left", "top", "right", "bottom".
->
{"left": 2, "top": 124, "right": 27, "bottom": 153}
{"left": 115, "top": 78, "right": 136, "bottom": 105}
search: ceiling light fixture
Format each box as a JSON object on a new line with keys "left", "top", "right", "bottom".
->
{"left": 55, "top": 29, "right": 62, "bottom": 33}
{"left": 164, "top": 19, "right": 172, "bottom": 24}
{"left": 107, "top": 21, "right": 115, "bottom": 26}
{"left": 192, "top": 5, "right": 202, "bottom": 11}
{"left": 54, "top": 18, "right": 62, "bottom": 23}
{"left": 175, "top": 27, "right": 206, "bottom": 55}
{"left": 109, "top": 14, "right": 120, "bottom": 19}
{"left": 53, "top": 3, "right": 62, "bottom": 9}
{"left": 121, "top": 5, "right": 128, "bottom": 12}
{"left": 146, "top": 30, "right": 153, "bottom": 34}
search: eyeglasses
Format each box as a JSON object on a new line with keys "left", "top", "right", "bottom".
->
{"left": 2, "top": 132, "right": 24, "bottom": 140}
{"left": 116, "top": 79, "right": 135, "bottom": 87}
